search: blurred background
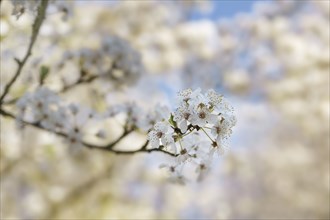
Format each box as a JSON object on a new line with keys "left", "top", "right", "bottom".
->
{"left": 0, "top": 0, "right": 329, "bottom": 219}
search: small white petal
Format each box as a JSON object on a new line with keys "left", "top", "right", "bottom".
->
{"left": 179, "top": 120, "right": 188, "bottom": 133}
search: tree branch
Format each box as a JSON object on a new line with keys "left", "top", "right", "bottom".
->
{"left": 2, "top": 75, "right": 99, "bottom": 105}
{"left": 0, "top": 0, "right": 49, "bottom": 105}
{"left": 61, "top": 75, "right": 99, "bottom": 93}
{"left": 0, "top": 108, "right": 178, "bottom": 157}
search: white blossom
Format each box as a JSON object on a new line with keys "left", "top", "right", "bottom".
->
{"left": 176, "top": 88, "right": 201, "bottom": 104}
{"left": 10, "top": 0, "right": 73, "bottom": 20}
{"left": 148, "top": 121, "right": 175, "bottom": 151}
{"left": 11, "top": 0, "right": 40, "bottom": 19}
{"left": 65, "top": 128, "right": 84, "bottom": 150}
{"left": 211, "top": 114, "right": 236, "bottom": 140}
{"left": 173, "top": 104, "right": 194, "bottom": 133}
{"left": 149, "top": 88, "right": 236, "bottom": 181}
{"left": 159, "top": 163, "right": 186, "bottom": 185}
{"left": 190, "top": 105, "right": 218, "bottom": 127}
{"left": 195, "top": 154, "right": 213, "bottom": 181}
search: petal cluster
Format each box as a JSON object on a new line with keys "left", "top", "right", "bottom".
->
{"left": 148, "top": 88, "right": 236, "bottom": 182}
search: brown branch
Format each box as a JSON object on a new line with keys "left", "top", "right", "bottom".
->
{"left": 103, "top": 128, "right": 133, "bottom": 150}
{"left": 0, "top": 0, "right": 49, "bottom": 105}
{"left": 1, "top": 98, "right": 18, "bottom": 105}
{"left": 2, "top": 75, "right": 99, "bottom": 106}
{"left": 0, "top": 108, "right": 178, "bottom": 157}
{"left": 58, "top": 60, "right": 118, "bottom": 94}
{"left": 61, "top": 75, "right": 99, "bottom": 93}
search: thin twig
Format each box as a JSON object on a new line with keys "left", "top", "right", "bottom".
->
{"left": 2, "top": 97, "right": 19, "bottom": 105}
{"left": 2, "top": 76, "right": 99, "bottom": 105}
{"left": 104, "top": 128, "right": 133, "bottom": 150}
{"left": 0, "top": 0, "right": 49, "bottom": 105}
{"left": 61, "top": 75, "right": 99, "bottom": 93}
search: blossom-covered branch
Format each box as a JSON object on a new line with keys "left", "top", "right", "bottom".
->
{"left": 0, "top": 107, "right": 176, "bottom": 157}
{"left": 1, "top": 86, "right": 235, "bottom": 182}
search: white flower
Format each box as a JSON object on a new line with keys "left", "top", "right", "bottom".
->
{"left": 182, "top": 133, "right": 208, "bottom": 154}
{"left": 148, "top": 121, "right": 174, "bottom": 149}
{"left": 190, "top": 105, "right": 218, "bottom": 127}
{"left": 16, "top": 93, "right": 31, "bottom": 122}
{"left": 159, "top": 163, "right": 186, "bottom": 185}
{"left": 125, "top": 103, "right": 143, "bottom": 129}
{"left": 173, "top": 104, "right": 194, "bottom": 132}
{"left": 52, "top": 0, "right": 73, "bottom": 21}
{"left": 67, "top": 106, "right": 93, "bottom": 130}
{"left": 64, "top": 107, "right": 91, "bottom": 147}
{"left": 176, "top": 148, "right": 191, "bottom": 163}
{"left": 176, "top": 134, "right": 204, "bottom": 163}
{"left": 206, "top": 89, "right": 223, "bottom": 107}
{"left": 47, "top": 108, "right": 68, "bottom": 131}
{"left": 102, "top": 36, "right": 143, "bottom": 85}
{"left": 11, "top": 0, "right": 40, "bottom": 19}
{"left": 104, "top": 104, "right": 126, "bottom": 117}
{"left": 211, "top": 114, "right": 236, "bottom": 139}
{"left": 65, "top": 128, "right": 84, "bottom": 150}
{"left": 195, "top": 154, "right": 213, "bottom": 181}
{"left": 162, "top": 134, "right": 177, "bottom": 153}
{"left": 210, "top": 137, "right": 225, "bottom": 156}
{"left": 16, "top": 88, "right": 62, "bottom": 128}
{"left": 136, "top": 104, "right": 170, "bottom": 132}
{"left": 213, "top": 97, "right": 235, "bottom": 116}
{"left": 176, "top": 88, "right": 201, "bottom": 104}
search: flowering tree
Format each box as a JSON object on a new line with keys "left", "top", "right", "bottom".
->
{"left": 1, "top": 0, "right": 329, "bottom": 219}
{"left": 0, "top": 0, "right": 236, "bottom": 184}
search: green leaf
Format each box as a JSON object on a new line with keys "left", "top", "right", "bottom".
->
{"left": 168, "top": 113, "right": 177, "bottom": 128}
{"left": 39, "top": 65, "right": 49, "bottom": 84}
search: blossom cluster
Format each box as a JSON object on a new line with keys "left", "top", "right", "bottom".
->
{"left": 147, "top": 88, "right": 236, "bottom": 183}
{"left": 16, "top": 87, "right": 100, "bottom": 149}
{"left": 11, "top": 0, "right": 40, "bottom": 18}
{"left": 11, "top": 0, "right": 73, "bottom": 20}
{"left": 15, "top": 87, "right": 167, "bottom": 149}
{"left": 102, "top": 101, "right": 169, "bottom": 132}
{"left": 57, "top": 36, "right": 143, "bottom": 88}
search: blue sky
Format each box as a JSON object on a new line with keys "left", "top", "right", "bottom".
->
{"left": 191, "top": 0, "right": 264, "bottom": 20}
